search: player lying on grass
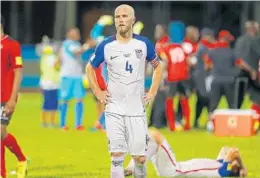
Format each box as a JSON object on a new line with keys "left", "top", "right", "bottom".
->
{"left": 124, "top": 129, "right": 247, "bottom": 177}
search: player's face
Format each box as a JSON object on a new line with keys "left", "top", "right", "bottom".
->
{"left": 114, "top": 7, "right": 135, "bottom": 35}
{"left": 154, "top": 25, "right": 165, "bottom": 40}
{"left": 70, "top": 29, "right": 81, "bottom": 41}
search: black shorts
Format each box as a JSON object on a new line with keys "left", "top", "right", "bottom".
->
{"left": 166, "top": 80, "right": 191, "bottom": 97}
{"left": 0, "top": 103, "right": 13, "bottom": 126}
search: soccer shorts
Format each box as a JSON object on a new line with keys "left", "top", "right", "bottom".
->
{"left": 105, "top": 112, "right": 149, "bottom": 156}
{"left": 42, "top": 89, "right": 58, "bottom": 111}
{"left": 59, "top": 77, "right": 86, "bottom": 100}
{"left": 0, "top": 103, "right": 13, "bottom": 126}
{"left": 166, "top": 80, "right": 191, "bottom": 97}
{"left": 152, "top": 139, "right": 179, "bottom": 177}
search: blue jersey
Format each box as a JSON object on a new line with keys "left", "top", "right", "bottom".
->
{"left": 60, "top": 40, "right": 83, "bottom": 77}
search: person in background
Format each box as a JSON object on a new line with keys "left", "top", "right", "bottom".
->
{"left": 234, "top": 21, "right": 260, "bottom": 109}
{"left": 175, "top": 26, "right": 199, "bottom": 128}
{"left": 40, "top": 45, "right": 60, "bottom": 127}
{"left": 205, "top": 30, "right": 257, "bottom": 126}
{"left": 58, "top": 27, "right": 91, "bottom": 131}
{"left": 193, "top": 28, "right": 215, "bottom": 129}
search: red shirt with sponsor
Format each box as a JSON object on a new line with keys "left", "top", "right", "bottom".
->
{"left": 1, "top": 35, "right": 23, "bottom": 103}
{"left": 162, "top": 43, "right": 189, "bottom": 82}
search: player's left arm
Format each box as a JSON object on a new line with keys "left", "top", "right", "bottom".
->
{"left": 145, "top": 39, "right": 163, "bottom": 103}
{"left": 5, "top": 41, "right": 23, "bottom": 114}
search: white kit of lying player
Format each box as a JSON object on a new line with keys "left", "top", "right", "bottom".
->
{"left": 90, "top": 34, "right": 159, "bottom": 155}
{"left": 127, "top": 137, "right": 233, "bottom": 177}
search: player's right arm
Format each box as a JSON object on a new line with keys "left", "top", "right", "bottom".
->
{"left": 86, "top": 42, "right": 109, "bottom": 104}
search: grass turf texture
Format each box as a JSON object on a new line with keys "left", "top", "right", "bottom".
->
{"left": 5, "top": 93, "right": 260, "bottom": 178}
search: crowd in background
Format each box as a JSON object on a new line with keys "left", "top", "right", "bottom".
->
{"left": 36, "top": 16, "right": 260, "bottom": 132}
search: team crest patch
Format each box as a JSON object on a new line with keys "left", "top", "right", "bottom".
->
{"left": 135, "top": 49, "right": 143, "bottom": 59}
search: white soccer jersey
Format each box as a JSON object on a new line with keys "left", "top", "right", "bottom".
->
{"left": 151, "top": 140, "right": 233, "bottom": 177}
{"left": 91, "top": 34, "right": 159, "bottom": 116}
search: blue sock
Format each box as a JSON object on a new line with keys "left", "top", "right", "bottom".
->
{"left": 59, "top": 102, "right": 68, "bottom": 127}
{"left": 75, "top": 101, "right": 83, "bottom": 127}
{"left": 99, "top": 112, "right": 106, "bottom": 129}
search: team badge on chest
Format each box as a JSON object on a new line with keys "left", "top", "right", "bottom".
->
{"left": 135, "top": 49, "right": 143, "bottom": 59}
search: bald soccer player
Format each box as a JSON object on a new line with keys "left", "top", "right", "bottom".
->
{"left": 86, "top": 4, "right": 163, "bottom": 178}
{"left": 124, "top": 129, "right": 247, "bottom": 178}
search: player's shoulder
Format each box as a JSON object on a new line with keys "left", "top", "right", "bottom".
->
{"left": 98, "top": 35, "right": 116, "bottom": 48}
{"left": 4, "top": 35, "right": 20, "bottom": 45}
{"left": 133, "top": 34, "right": 153, "bottom": 45}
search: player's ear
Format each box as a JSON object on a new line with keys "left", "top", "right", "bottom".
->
{"left": 132, "top": 17, "right": 136, "bottom": 25}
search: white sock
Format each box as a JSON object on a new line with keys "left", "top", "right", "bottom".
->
{"left": 111, "top": 156, "right": 124, "bottom": 178}
{"left": 134, "top": 162, "right": 146, "bottom": 178}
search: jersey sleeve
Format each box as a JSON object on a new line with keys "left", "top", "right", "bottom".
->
{"left": 218, "top": 162, "right": 232, "bottom": 177}
{"left": 11, "top": 41, "right": 23, "bottom": 69}
{"left": 145, "top": 38, "right": 159, "bottom": 67}
{"left": 90, "top": 41, "right": 105, "bottom": 68}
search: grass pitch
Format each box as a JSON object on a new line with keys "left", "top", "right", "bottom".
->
{"left": 5, "top": 93, "right": 260, "bottom": 178}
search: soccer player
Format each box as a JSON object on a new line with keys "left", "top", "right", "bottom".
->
{"left": 58, "top": 27, "right": 91, "bottom": 131}
{"left": 86, "top": 4, "right": 162, "bottom": 178}
{"left": 39, "top": 45, "right": 60, "bottom": 127}
{"left": 1, "top": 17, "right": 28, "bottom": 178}
{"left": 161, "top": 38, "right": 193, "bottom": 131}
{"left": 124, "top": 129, "right": 247, "bottom": 177}
{"left": 205, "top": 30, "right": 257, "bottom": 118}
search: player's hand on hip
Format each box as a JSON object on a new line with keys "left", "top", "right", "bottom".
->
{"left": 143, "top": 92, "right": 156, "bottom": 107}
{"left": 5, "top": 99, "right": 16, "bottom": 115}
{"left": 96, "top": 90, "right": 110, "bottom": 104}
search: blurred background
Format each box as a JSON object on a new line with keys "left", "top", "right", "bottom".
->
{"left": 1, "top": 1, "right": 260, "bottom": 88}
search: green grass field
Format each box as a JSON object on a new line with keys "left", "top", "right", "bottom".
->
{"left": 5, "top": 93, "right": 260, "bottom": 178}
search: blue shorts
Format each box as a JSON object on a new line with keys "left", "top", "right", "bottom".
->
{"left": 59, "top": 77, "right": 86, "bottom": 101}
{"left": 42, "top": 89, "right": 58, "bottom": 111}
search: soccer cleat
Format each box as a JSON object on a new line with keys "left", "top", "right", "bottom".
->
{"left": 17, "top": 159, "right": 29, "bottom": 178}
{"left": 61, "top": 126, "right": 69, "bottom": 132}
{"left": 76, "top": 126, "right": 85, "bottom": 131}
{"left": 124, "top": 169, "right": 133, "bottom": 177}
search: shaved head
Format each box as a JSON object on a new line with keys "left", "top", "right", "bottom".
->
{"left": 115, "top": 4, "right": 135, "bottom": 18}
{"left": 114, "top": 4, "right": 136, "bottom": 38}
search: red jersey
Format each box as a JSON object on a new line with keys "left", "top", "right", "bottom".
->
{"left": 182, "top": 38, "right": 198, "bottom": 55}
{"left": 155, "top": 35, "right": 170, "bottom": 54}
{"left": 163, "top": 43, "right": 189, "bottom": 81}
{"left": 1, "top": 35, "right": 23, "bottom": 103}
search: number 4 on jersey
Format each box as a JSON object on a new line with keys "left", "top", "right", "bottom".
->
{"left": 125, "top": 61, "right": 133, "bottom": 73}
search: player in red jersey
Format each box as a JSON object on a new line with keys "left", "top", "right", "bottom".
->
{"left": 161, "top": 41, "right": 193, "bottom": 131}
{"left": 1, "top": 17, "right": 28, "bottom": 178}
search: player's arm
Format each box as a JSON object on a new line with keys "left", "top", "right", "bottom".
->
{"left": 5, "top": 41, "right": 23, "bottom": 114}
{"left": 216, "top": 146, "right": 231, "bottom": 161}
{"left": 145, "top": 40, "right": 163, "bottom": 103}
{"left": 234, "top": 57, "right": 257, "bottom": 80}
{"left": 86, "top": 42, "right": 108, "bottom": 103}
